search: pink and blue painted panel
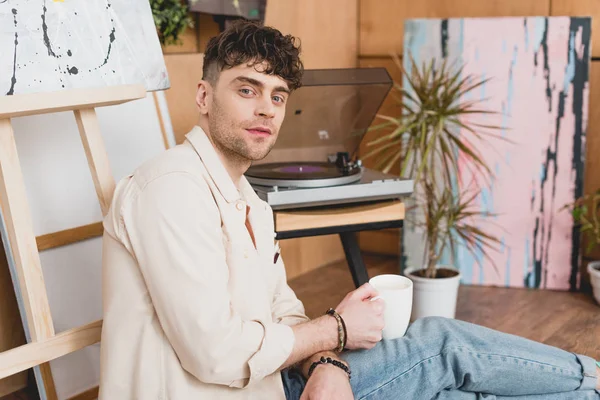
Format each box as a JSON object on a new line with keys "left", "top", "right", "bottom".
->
{"left": 402, "top": 17, "right": 591, "bottom": 290}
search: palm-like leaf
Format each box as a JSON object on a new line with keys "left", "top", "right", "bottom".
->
{"left": 365, "top": 53, "right": 506, "bottom": 278}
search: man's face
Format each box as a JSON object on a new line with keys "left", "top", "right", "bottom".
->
{"left": 201, "top": 62, "right": 290, "bottom": 161}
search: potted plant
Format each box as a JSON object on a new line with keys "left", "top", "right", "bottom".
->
{"left": 563, "top": 189, "right": 600, "bottom": 305}
{"left": 150, "top": 0, "right": 195, "bottom": 49}
{"left": 364, "top": 55, "right": 502, "bottom": 319}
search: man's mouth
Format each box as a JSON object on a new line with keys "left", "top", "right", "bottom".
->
{"left": 246, "top": 126, "right": 272, "bottom": 136}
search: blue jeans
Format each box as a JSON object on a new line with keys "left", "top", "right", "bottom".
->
{"left": 281, "top": 317, "right": 599, "bottom": 399}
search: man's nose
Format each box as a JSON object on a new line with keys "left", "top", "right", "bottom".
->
{"left": 255, "top": 95, "right": 275, "bottom": 118}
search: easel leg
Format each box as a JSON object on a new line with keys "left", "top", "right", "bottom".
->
{"left": 74, "top": 109, "right": 116, "bottom": 217}
{"left": 0, "top": 119, "right": 58, "bottom": 400}
{"left": 339, "top": 232, "right": 369, "bottom": 288}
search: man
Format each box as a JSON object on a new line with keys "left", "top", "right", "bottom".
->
{"left": 99, "top": 20, "right": 600, "bottom": 400}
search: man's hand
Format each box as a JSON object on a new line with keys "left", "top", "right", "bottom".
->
{"left": 300, "top": 364, "right": 353, "bottom": 400}
{"left": 335, "top": 282, "right": 385, "bottom": 350}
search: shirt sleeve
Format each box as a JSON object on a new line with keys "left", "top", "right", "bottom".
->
{"left": 271, "top": 252, "right": 310, "bottom": 327}
{"left": 121, "top": 173, "right": 295, "bottom": 387}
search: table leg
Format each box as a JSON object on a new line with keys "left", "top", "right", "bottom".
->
{"left": 339, "top": 232, "right": 369, "bottom": 288}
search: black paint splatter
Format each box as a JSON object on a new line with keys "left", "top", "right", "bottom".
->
{"left": 68, "top": 66, "right": 78, "bottom": 75}
{"left": 41, "top": 2, "right": 56, "bottom": 57}
{"left": 527, "top": 17, "right": 553, "bottom": 288}
{"left": 568, "top": 18, "right": 591, "bottom": 291}
{"left": 67, "top": 49, "right": 72, "bottom": 56}
{"left": 526, "top": 17, "right": 591, "bottom": 290}
{"left": 6, "top": 9, "right": 18, "bottom": 95}
{"left": 97, "top": 27, "right": 116, "bottom": 68}
{"left": 440, "top": 19, "right": 449, "bottom": 58}
{"left": 539, "top": 18, "right": 552, "bottom": 112}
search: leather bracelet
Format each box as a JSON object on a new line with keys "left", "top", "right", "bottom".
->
{"left": 325, "top": 308, "right": 346, "bottom": 352}
{"left": 308, "top": 356, "right": 351, "bottom": 380}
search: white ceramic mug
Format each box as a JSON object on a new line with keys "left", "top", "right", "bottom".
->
{"left": 369, "top": 274, "right": 413, "bottom": 340}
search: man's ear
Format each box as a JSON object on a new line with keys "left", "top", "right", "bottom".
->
{"left": 196, "top": 80, "right": 211, "bottom": 115}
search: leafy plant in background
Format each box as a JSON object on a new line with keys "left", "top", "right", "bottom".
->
{"left": 363, "top": 54, "right": 504, "bottom": 279}
{"left": 151, "top": 0, "right": 194, "bottom": 46}
{"left": 562, "top": 189, "right": 600, "bottom": 255}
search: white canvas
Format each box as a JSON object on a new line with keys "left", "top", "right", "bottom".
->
{"left": 0, "top": 0, "right": 169, "bottom": 95}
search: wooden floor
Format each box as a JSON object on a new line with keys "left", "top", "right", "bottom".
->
{"left": 3, "top": 254, "right": 599, "bottom": 400}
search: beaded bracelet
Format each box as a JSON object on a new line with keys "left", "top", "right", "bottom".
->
{"left": 325, "top": 308, "right": 347, "bottom": 352}
{"left": 308, "top": 356, "right": 351, "bottom": 380}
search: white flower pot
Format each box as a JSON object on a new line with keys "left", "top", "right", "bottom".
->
{"left": 404, "top": 266, "right": 461, "bottom": 321}
{"left": 589, "top": 261, "right": 600, "bottom": 306}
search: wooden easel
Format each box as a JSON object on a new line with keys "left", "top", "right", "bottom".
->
{"left": 0, "top": 84, "right": 146, "bottom": 398}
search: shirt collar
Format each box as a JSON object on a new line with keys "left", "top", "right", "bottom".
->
{"left": 185, "top": 125, "right": 264, "bottom": 208}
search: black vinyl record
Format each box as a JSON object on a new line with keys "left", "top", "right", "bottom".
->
{"left": 246, "top": 162, "right": 354, "bottom": 180}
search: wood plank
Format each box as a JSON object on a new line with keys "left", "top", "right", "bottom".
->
{"left": 163, "top": 53, "right": 205, "bottom": 144}
{"left": 0, "top": 236, "right": 27, "bottom": 397}
{"left": 38, "top": 363, "right": 57, "bottom": 400}
{"left": 275, "top": 201, "right": 405, "bottom": 232}
{"left": 356, "top": 57, "right": 404, "bottom": 254}
{"left": 0, "top": 85, "right": 146, "bottom": 120}
{"left": 161, "top": 14, "right": 199, "bottom": 54}
{"left": 0, "top": 120, "right": 54, "bottom": 342}
{"left": 359, "top": 229, "right": 401, "bottom": 256}
{"left": 0, "top": 119, "right": 58, "bottom": 398}
{"left": 265, "top": 0, "right": 358, "bottom": 69}
{"left": 0, "top": 320, "right": 102, "bottom": 380}
{"left": 280, "top": 236, "right": 344, "bottom": 281}
{"left": 579, "top": 61, "right": 600, "bottom": 290}
{"left": 66, "top": 385, "right": 98, "bottom": 400}
{"left": 359, "top": 0, "right": 551, "bottom": 57}
{"left": 196, "top": 13, "right": 221, "bottom": 53}
{"left": 152, "top": 92, "right": 171, "bottom": 150}
{"left": 551, "top": 0, "right": 600, "bottom": 57}
{"left": 0, "top": 376, "right": 27, "bottom": 399}
{"left": 357, "top": 57, "right": 403, "bottom": 174}
{"left": 35, "top": 223, "right": 103, "bottom": 252}
{"left": 74, "top": 109, "right": 116, "bottom": 217}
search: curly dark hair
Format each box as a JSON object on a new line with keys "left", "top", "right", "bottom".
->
{"left": 202, "top": 20, "right": 303, "bottom": 91}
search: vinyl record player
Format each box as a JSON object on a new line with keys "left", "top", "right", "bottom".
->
{"left": 245, "top": 68, "right": 414, "bottom": 210}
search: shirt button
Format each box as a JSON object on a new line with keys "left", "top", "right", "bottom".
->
{"left": 236, "top": 202, "right": 244, "bottom": 211}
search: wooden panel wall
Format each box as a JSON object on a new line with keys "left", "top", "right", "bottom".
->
{"left": 357, "top": 0, "right": 600, "bottom": 268}
{"left": 360, "top": 0, "right": 551, "bottom": 57}
{"left": 552, "top": 0, "right": 600, "bottom": 57}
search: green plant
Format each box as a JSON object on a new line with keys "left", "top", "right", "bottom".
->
{"left": 364, "top": 54, "right": 504, "bottom": 278}
{"left": 562, "top": 189, "right": 600, "bottom": 255}
{"left": 151, "top": 0, "right": 194, "bottom": 46}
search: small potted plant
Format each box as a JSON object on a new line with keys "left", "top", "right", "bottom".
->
{"left": 364, "top": 55, "right": 503, "bottom": 319}
{"left": 563, "top": 189, "right": 600, "bottom": 305}
{"left": 150, "top": 0, "right": 195, "bottom": 50}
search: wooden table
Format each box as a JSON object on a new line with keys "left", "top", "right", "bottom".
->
{"left": 274, "top": 200, "right": 405, "bottom": 287}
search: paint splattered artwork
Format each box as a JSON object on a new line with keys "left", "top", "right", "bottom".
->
{"left": 0, "top": 0, "right": 169, "bottom": 96}
{"left": 401, "top": 17, "right": 590, "bottom": 290}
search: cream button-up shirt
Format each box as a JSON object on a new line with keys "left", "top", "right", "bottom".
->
{"left": 99, "top": 126, "right": 309, "bottom": 399}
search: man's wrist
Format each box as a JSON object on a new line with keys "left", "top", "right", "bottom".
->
{"left": 301, "top": 351, "right": 347, "bottom": 379}
{"left": 320, "top": 314, "right": 339, "bottom": 352}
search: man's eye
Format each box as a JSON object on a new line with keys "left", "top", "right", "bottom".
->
{"left": 240, "top": 88, "right": 254, "bottom": 96}
{"left": 273, "top": 95, "right": 285, "bottom": 103}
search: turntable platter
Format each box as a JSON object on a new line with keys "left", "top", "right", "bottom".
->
{"left": 245, "top": 162, "right": 363, "bottom": 188}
